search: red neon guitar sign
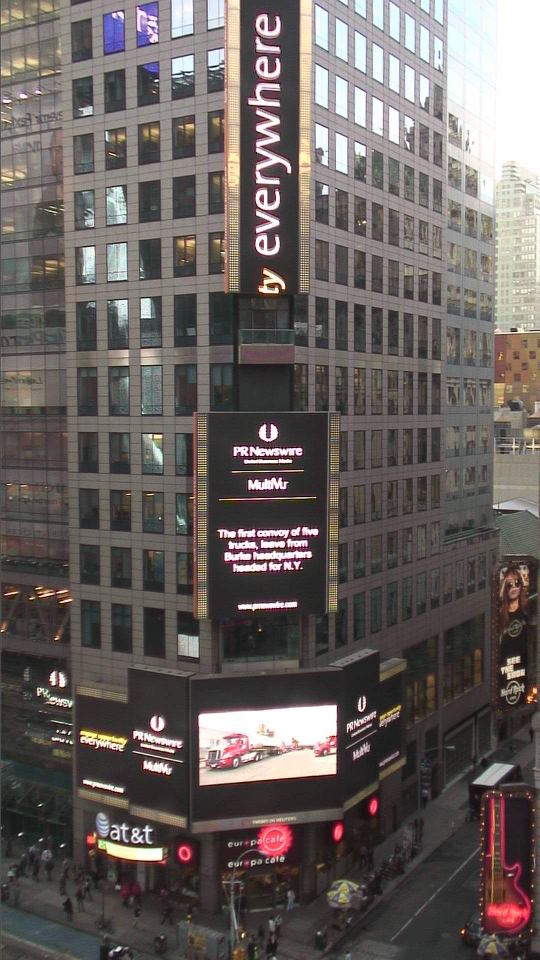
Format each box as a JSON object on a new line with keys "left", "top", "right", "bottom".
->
{"left": 484, "top": 793, "right": 531, "bottom": 935}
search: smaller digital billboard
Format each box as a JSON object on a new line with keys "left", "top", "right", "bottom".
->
{"left": 194, "top": 412, "right": 340, "bottom": 620}
{"left": 77, "top": 695, "right": 130, "bottom": 800}
{"left": 480, "top": 787, "right": 535, "bottom": 938}
{"left": 333, "top": 649, "right": 380, "bottom": 807}
{"left": 190, "top": 669, "right": 343, "bottom": 831}
{"left": 378, "top": 660, "right": 406, "bottom": 779}
{"left": 199, "top": 704, "right": 337, "bottom": 786}
{"left": 493, "top": 558, "right": 537, "bottom": 711}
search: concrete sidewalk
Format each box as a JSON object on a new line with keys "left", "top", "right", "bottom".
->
{"left": 1, "top": 728, "right": 533, "bottom": 960}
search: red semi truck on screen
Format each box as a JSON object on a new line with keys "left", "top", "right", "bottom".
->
{"left": 206, "top": 733, "right": 284, "bottom": 770}
{"left": 313, "top": 734, "right": 337, "bottom": 757}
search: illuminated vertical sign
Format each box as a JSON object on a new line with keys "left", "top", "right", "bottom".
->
{"left": 480, "top": 787, "right": 534, "bottom": 938}
{"left": 492, "top": 558, "right": 537, "bottom": 711}
{"left": 225, "top": 0, "right": 311, "bottom": 294}
{"left": 194, "top": 413, "right": 339, "bottom": 618}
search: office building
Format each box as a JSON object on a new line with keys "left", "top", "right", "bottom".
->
{"left": 1, "top": 0, "right": 497, "bottom": 907}
{"left": 495, "top": 160, "right": 540, "bottom": 333}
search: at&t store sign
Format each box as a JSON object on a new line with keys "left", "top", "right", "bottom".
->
{"left": 94, "top": 811, "right": 166, "bottom": 863}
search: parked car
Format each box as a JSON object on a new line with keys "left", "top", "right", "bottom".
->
{"left": 461, "top": 913, "right": 530, "bottom": 955}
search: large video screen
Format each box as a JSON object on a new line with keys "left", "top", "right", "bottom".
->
{"left": 191, "top": 670, "right": 343, "bottom": 831}
{"left": 199, "top": 704, "right": 337, "bottom": 787}
{"left": 194, "top": 412, "right": 340, "bottom": 619}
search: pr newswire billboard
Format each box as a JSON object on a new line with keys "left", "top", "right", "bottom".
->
{"left": 194, "top": 412, "right": 340, "bottom": 619}
{"left": 333, "top": 650, "right": 380, "bottom": 808}
{"left": 190, "top": 669, "right": 344, "bottom": 831}
{"left": 76, "top": 669, "right": 190, "bottom": 825}
{"left": 225, "top": 0, "right": 311, "bottom": 294}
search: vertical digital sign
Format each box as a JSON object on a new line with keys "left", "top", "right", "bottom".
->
{"left": 194, "top": 412, "right": 339, "bottom": 619}
{"left": 378, "top": 660, "right": 406, "bottom": 780}
{"left": 493, "top": 558, "right": 537, "bottom": 711}
{"left": 225, "top": 0, "right": 311, "bottom": 294}
{"left": 332, "top": 649, "right": 380, "bottom": 809}
{"left": 480, "top": 787, "right": 535, "bottom": 938}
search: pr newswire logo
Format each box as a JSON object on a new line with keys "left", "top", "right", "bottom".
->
{"left": 233, "top": 422, "right": 303, "bottom": 461}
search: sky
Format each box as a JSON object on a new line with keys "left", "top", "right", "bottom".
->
{"left": 496, "top": 0, "right": 540, "bottom": 175}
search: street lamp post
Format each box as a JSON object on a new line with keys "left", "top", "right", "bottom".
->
{"left": 222, "top": 854, "right": 247, "bottom": 955}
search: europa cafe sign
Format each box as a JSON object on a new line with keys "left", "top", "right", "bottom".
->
{"left": 223, "top": 824, "right": 295, "bottom": 869}
{"left": 93, "top": 811, "right": 166, "bottom": 863}
{"left": 225, "top": 0, "right": 311, "bottom": 296}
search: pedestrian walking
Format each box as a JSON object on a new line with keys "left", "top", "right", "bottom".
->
{"left": 266, "top": 934, "right": 278, "bottom": 958}
{"left": 45, "top": 859, "right": 54, "bottom": 882}
{"left": 42, "top": 848, "right": 53, "bottom": 881}
{"left": 99, "top": 936, "right": 112, "bottom": 960}
{"left": 359, "top": 844, "right": 368, "bottom": 869}
{"left": 160, "top": 898, "right": 174, "bottom": 925}
{"left": 275, "top": 915, "right": 282, "bottom": 941}
{"left": 32, "top": 859, "right": 40, "bottom": 882}
{"left": 63, "top": 896, "right": 73, "bottom": 921}
{"left": 267, "top": 915, "right": 276, "bottom": 938}
{"left": 28, "top": 843, "right": 38, "bottom": 866}
{"left": 420, "top": 787, "right": 429, "bottom": 808}
{"left": 62, "top": 857, "right": 70, "bottom": 881}
{"left": 286, "top": 887, "right": 295, "bottom": 911}
{"left": 248, "top": 935, "right": 257, "bottom": 960}
{"left": 84, "top": 874, "right": 93, "bottom": 901}
{"left": 12, "top": 880, "right": 21, "bottom": 908}
{"left": 75, "top": 885, "right": 85, "bottom": 911}
{"left": 18, "top": 851, "right": 28, "bottom": 877}
{"left": 59, "top": 875, "right": 67, "bottom": 896}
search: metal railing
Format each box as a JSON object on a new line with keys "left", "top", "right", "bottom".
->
{"left": 494, "top": 438, "right": 540, "bottom": 454}
{"left": 238, "top": 328, "right": 295, "bottom": 345}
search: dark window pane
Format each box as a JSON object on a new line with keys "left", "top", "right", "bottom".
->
{"left": 208, "top": 109, "right": 224, "bottom": 153}
{"left": 73, "top": 76, "right": 93, "bottom": 118}
{"left": 79, "top": 488, "right": 99, "bottom": 529}
{"left": 72, "top": 19, "right": 93, "bottom": 61}
{"left": 79, "top": 432, "right": 98, "bottom": 472}
{"left": 138, "top": 122, "right": 160, "bottom": 163}
{"left": 173, "top": 236, "right": 196, "bottom": 276}
{"left": 76, "top": 301, "right": 97, "bottom": 349}
{"left": 143, "top": 606, "right": 165, "bottom": 658}
{"left": 174, "top": 294, "right": 197, "bottom": 346}
{"left": 111, "top": 546, "right": 131, "bottom": 588}
{"left": 105, "top": 127, "right": 127, "bottom": 169}
{"left": 109, "top": 432, "right": 130, "bottom": 473}
{"left": 80, "top": 543, "right": 100, "bottom": 584}
{"left": 104, "top": 69, "right": 126, "bottom": 112}
{"left": 208, "top": 172, "right": 224, "bottom": 214}
{"left": 107, "top": 299, "right": 129, "bottom": 348}
{"left": 173, "top": 175, "right": 196, "bottom": 218}
{"left": 172, "top": 116, "right": 195, "bottom": 158}
{"left": 209, "top": 292, "right": 232, "bottom": 345}
{"left": 81, "top": 599, "right": 101, "bottom": 648}
{"left": 110, "top": 489, "right": 131, "bottom": 530}
{"left": 139, "top": 238, "right": 161, "bottom": 280}
{"left": 74, "top": 133, "right": 94, "bottom": 174}
{"left": 207, "top": 47, "right": 224, "bottom": 92}
{"left": 175, "top": 364, "right": 197, "bottom": 415}
{"left": 139, "top": 180, "right": 161, "bottom": 222}
{"left": 208, "top": 232, "right": 225, "bottom": 274}
{"left": 111, "top": 603, "right": 132, "bottom": 652}
{"left": 137, "top": 61, "right": 160, "bottom": 106}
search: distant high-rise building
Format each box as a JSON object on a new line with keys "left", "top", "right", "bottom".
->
{"left": 495, "top": 160, "right": 540, "bottom": 332}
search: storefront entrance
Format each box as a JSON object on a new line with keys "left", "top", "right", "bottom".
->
{"left": 230, "top": 864, "right": 299, "bottom": 911}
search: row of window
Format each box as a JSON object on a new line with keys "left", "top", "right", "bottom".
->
{"left": 75, "top": 293, "right": 231, "bottom": 350}
{"left": 74, "top": 233, "right": 224, "bottom": 283}
{"left": 317, "top": 142, "right": 444, "bottom": 211}
{"left": 71, "top": 0, "right": 224, "bottom": 36}
{"left": 2, "top": 0, "right": 61, "bottom": 30}
{"left": 76, "top": 365, "right": 443, "bottom": 419}
{"left": 316, "top": 185, "right": 443, "bottom": 256}
{"left": 316, "top": 67, "right": 443, "bottom": 152}
{"left": 340, "top": 522, "right": 441, "bottom": 577}
{"left": 79, "top": 601, "right": 198, "bottom": 658}
{"left": 314, "top": 243, "right": 442, "bottom": 302}
{"left": 445, "top": 464, "right": 490, "bottom": 499}
{"left": 73, "top": 113, "right": 222, "bottom": 174}
{"left": 314, "top": 2, "right": 444, "bottom": 66}
{"left": 448, "top": 327, "right": 492, "bottom": 366}
{"left": 445, "top": 424, "right": 491, "bottom": 457}
{"left": 312, "top": 302, "right": 442, "bottom": 357}
{"left": 74, "top": 172, "right": 224, "bottom": 230}
{"left": 340, "top": 475, "right": 441, "bottom": 527}
{"left": 339, "top": 427, "right": 444, "bottom": 472}
{"left": 80, "top": 543, "right": 192, "bottom": 593}
{"left": 78, "top": 430, "right": 191, "bottom": 475}
{"left": 72, "top": 53, "right": 223, "bottom": 116}
{"left": 79, "top": 488, "right": 192, "bottom": 534}
{"left": 315, "top": 109, "right": 440, "bottom": 168}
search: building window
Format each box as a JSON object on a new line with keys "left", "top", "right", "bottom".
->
{"left": 143, "top": 549, "right": 165, "bottom": 591}
{"left": 316, "top": 182, "right": 329, "bottom": 224}
{"left": 139, "top": 238, "right": 161, "bottom": 280}
{"left": 335, "top": 367, "right": 348, "bottom": 414}
{"left": 208, "top": 172, "right": 224, "bottom": 214}
{"left": 81, "top": 600, "right": 101, "bottom": 649}
{"left": 111, "top": 546, "right": 131, "bottom": 588}
{"left": 111, "top": 603, "right": 132, "bottom": 653}
{"left": 79, "top": 433, "right": 98, "bottom": 473}
{"left": 137, "top": 61, "right": 160, "bottom": 106}
{"left": 109, "top": 366, "right": 130, "bottom": 415}
{"left": 210, "top": 363, "right": 233, "bottom": 410}
{"left": 76, "top": 301, "right": 97, "bottom": 350}
{"left": 209, "top": 232, "right": 225, "bottom": 274}
{"left": 208, "top": 110, "right": 224, "bottom": 152}
{"left": 137, "top": 2, "right": 159, "bottom": 46}
{"left": 139, "top": 180, "right": 161, "bottom": 222}
{"left": 104, "top": 69, "right": 126, "bottom": 112}
{"left": 353, "top": 594, "right": 366, "bottom": 643}
{"left": 143, "top": 607, "right": 165, "bottom": 658}
{"left": 77, "top": 367, "right": 97, "bottom": 415}
{"left": 73, "top": 76, "right": 93, "bottom": 118}
{"left": 315, "top": 365, "right": 329, "bottom": 411}
{"left": 106, "top": 185, "right": 128, "bottom": 226}
{"left": 443, "top": 616, "right": 484, "bottom": 703}
{"left": 104, "top": 11, "right": 125, "bottom": 54}
{"left": 172, "top": 0, "right": 193, "bottom": 37}
{"left": 72, "top": 19, "right": 92, "bottom": 61}
{"left": 141, "top": 365, "right": 162, "bottom": 415}
{"left": 315, "top": 297, "right": 329, "bottom": 347}
{"left": 109, "top": 432, "right": 130, "bottom": 473}
{"left": 335, "top": 245, "right": 348, "bottom": 285}
{"left": 207, "top": 0, "right": 224, "bottom": 29}
{"left": 142, "top": 433, "right": 164, "bottom": 474}
{"left": 110, "top": 490, "right": 131, "bottom": 530}
{"left": 74, "top": 133, "right": 94, "bottom": 174}
{"left": 175, "top": 294, "right": 197, "bottom": 346}
{"left": 172, "top": 116, "right": 195, "bottom": 158}
{"left": 177, "top": 552, "right": 193, "bottom": 594}
{"left": 79, "top": 488, "right": 99, "bottom": 529}
{"left": 293, "top": 364, "right": 308, "bottom": 411}
{"left": 208, "top": 47, "right": 224, "bottom": 91}
{"left": 173, "top": 236, "right": 196, "bottom": 276}
{"left": 107, "top": 242, "right": 128, "bottom": 282}
{"left": 172, "top": 53, "right": 194, "bottom": 98}
{"left": 405, "top": 636, "right": 438, "bottom": 723}
{"left": 138, "top": 122, "right": 160, "bottom": 163}
{"left": 107, "top": 299, "right": 129, "bottom": 348}
{"left": 140, "top": 296, "right": 162, "bottom": 347}
{"left": 105, "top": 127, "right": 127, "bottom": 169}
{"left": 80, "top": 543, "right": 100, "bottom": 584}
{"left": 315, "top": 240, "right": 329, "bottom": 281}
{"left": 176, "top": 493, "right": 193, "bottom": 535}
{"left": 175, "top": 433, "right": 193, "bottom": 476}
{"left": 175, "top": 364, "right": 197, "bottom": 415}
{"left": 75, "top": 246, "right": 96, "bottom": 285}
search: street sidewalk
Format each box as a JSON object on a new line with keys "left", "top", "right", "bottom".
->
{"left": 1, "top": 729, "right": 533, "bottom": 960}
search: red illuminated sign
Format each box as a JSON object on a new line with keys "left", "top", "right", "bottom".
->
{"left": 482, "top": 792, "right": 532, "bottom": 935}
{"left": 331, "top": 822, "right": 344, "bottom": 844}
{"left": 257, "top": 824, "right": 293, "bottom": 857}
{"left": 368, "top": 796, "right": 379, "bottom": 818}
{"left": 176, "top": 842, "right": 194, "bottom": 864}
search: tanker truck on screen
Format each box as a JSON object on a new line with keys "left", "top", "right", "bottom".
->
{"left": 205, "top": 732, "right": 284, "bottom": 770}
